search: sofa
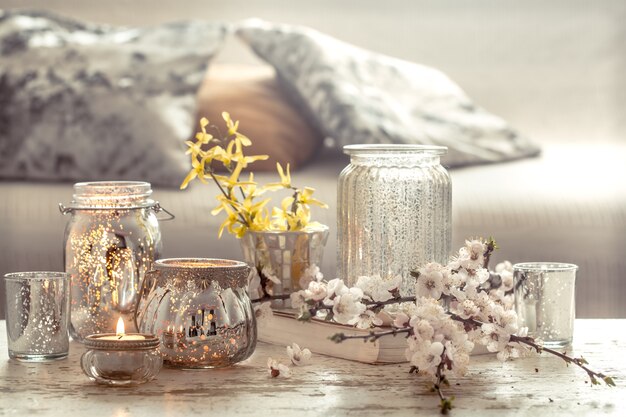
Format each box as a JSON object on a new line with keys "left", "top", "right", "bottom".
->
{"left": 1, "top": 0, "right": 624, "bottom": 318}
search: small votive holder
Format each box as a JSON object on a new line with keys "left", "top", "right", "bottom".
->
{"left": 81, "top": 334, "right": 162, "bottom": 386}
{"left": 4, "top": 272, "right": 70, "bottom": 361}
{"left": 513, "top": 262, "right": 578, "bottom": 349}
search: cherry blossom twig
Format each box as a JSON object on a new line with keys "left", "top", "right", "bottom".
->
{"left": 447, "top": 313, "right": 616, "bottom": 387}
{"left": 510, "top": 335, "right": 616, "bottom": 386}
{"left": 364, "top": 296, "right": 417, "bottom": 310}
{"left": 303, "top": 296, "right": 417, "bottom": 319}
{"left": 433, "top": 349, "right": 454, "bottom": 414}
{"left": 329, "top": 327, "right": 412, "bottom": 343}
{"left": 331, "top": 312, "right": 614, "bottom": 388}
{"left": 250, "top": 294, "right": 291, "bottom": 304}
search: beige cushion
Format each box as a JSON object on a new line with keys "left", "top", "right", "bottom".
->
{"left": 196, "top": 64, "right": 323, "bottom": 171}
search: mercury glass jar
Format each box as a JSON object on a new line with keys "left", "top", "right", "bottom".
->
{"left": 60, "top": 181, "right": 172, "bottom": 342}
{"left": 136, "top": 258, "right": 256, "bottom": 369}
{"left": 337, "top": 145, "right": 452, "bottom": 294}
{"left": 240, "top": 228, "right": 329, "bottom": 308}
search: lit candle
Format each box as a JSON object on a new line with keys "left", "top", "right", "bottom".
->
{"left": 81, "top": 319, "right": 161, "bottom": 386}
{"left": 99, "top": 317, "right": 146, "bottom": 341}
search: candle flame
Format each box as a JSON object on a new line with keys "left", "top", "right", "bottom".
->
{"left": 116, "top": 317, "right": 125, "bottom": 336}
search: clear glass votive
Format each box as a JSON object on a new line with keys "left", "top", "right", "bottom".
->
{"left": 4, "top": 272, "right": 70, "bottom": 361}
{"left": 513, "top": 262, "right": 578, "bottom": 349}
{"left": 81, "top": 334, "right": 162, "bottom": 386}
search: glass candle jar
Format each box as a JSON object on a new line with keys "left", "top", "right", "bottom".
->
{"left": 136, "top": 258, "right": 256, "bottom": 369}
{"left": 513, "top": 262, "right": 578, "bottom": 349}
{"left": 337, "top": 145, "right": 452, "bottom": 293}
{"left": 60, "top": 181, "right": 172, "bottom": 342}
{"left": 4, "top": 272, "right": 70, "bottom": 361}
{"left": 81, "top": 333, "right": 162, "bottom": 386}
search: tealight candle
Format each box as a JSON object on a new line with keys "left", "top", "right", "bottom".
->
{"left": 80, "top": 317, "right": 162, "bottom": 386}
{"left": 98, "top": 318, "right": 147, "bottom": 341}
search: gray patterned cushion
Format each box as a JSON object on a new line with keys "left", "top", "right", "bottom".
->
{"left": 0, "top": 10, "right": 227, "bottom": 187}
{"left": 236, "top": 19, "right": 540, "bottom": 167}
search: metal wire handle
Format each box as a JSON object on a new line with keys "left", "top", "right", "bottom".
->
{"left": 152, "top": 202, "right": 175, "bottom": 221}
{"left": 58, "top": 201, "right": 175, "bottom": 221}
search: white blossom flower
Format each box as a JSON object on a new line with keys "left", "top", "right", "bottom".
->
{"left": 444, "top": 340, "right": 472, "bottom": 377}
{"left": 452, "top": 240, "right": 486, "bottom": 271}
{"left": 354, "top": 310, "right": 383, "bottom": 329}
{"left": 466, "top": 239, "right": 486, "bottom": 264}
{"left": 492, "top": 305, "right": 518, "bottom": 335}
{"left": 415, "top": 264, "right": 445, "bottom": 300}
{"left": 409, "top": 317, "right": 435, "bottom": 341}
{"left": 332, "top": 288, "right": 365, "bottom": 325}
{"left": 290, "top": 291, "right": 307, "bottom": 311}
{"left": 453, "top": 299, "right": 480, "bottom": 320}
{"left": 387, "top": 274, "right": 403, "bottom": 292}
{"left": 355, "top": 275, "right": 387, "bottom": 302}
{"left": 497, "top": 344, "right": 522, "bottom": 362}
{"left": 267, "top": 357, "right": 291, "bottom": 378}
{"left": 467, "top": 290, "right": 492, "bottom": 321}
{"left": 475, "top": 268, "right": 490, "bottom": 284}
{"left": 304, "top": 281, "right": 328, "bottom": 301}
{"left": 497, "top": 327, "right": 533, "bottom": 361}
{"left": 254, "top": 302, "right": 274, "bottom": 327}
{"left": 262, "top": 266, "right": 281, "bottom": 285}
{"left": 441, "top": 268, "right": 459, "bottom": 297}
{"left": 393, "top": 312, "right": 410, "bottom": 328}
{"left": 299, "top": 264, "right": 324, "bottom": 289}
{"left": 326, "top": 278, "right": 346, "bottom": 298}
{"left": 415, "top": 297, "right": 447, "bottom": 321}
{"left": 409, "top": 341, "right": 445, "bottom": 375}
{"left": 500, "top": 270, "right": 514, "bottom": 292}
{"left": 495, "top": 260, "right": 513, "bottom": 274}
{"left": 355, "top": 274, "right": 404, "bottom": 303}
{"left": 286, "top": 343, "right": 312, "bottom": 366}
{"left": 480, "top": 323, "right": 511, "bottom": 352}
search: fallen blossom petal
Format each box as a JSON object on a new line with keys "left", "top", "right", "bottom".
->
{"left": 267, "top": 357, "right": 291, "bottom": 378}
{"left": 286, "top": 342, "right": 312, "bottom": 366}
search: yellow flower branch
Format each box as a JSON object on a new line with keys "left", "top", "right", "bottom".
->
{"left": 181, "top": 112, "right": 328, "bottom": 238}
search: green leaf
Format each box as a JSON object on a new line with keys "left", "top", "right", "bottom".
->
{"left": 439, "top": 397, "right": 454, "bottom": 414}
{"left": 329, "top": 333, "right": 345, "bottom": 343}
{"left": 297, "top": 311, "right": 312, "bottom": 321}
{"left": 603, "top": 376, "right": 616, "bottom": 387}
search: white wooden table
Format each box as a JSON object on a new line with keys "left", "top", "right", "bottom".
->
{"left": 0, "top": 319, "right": 624, "bottom": 416}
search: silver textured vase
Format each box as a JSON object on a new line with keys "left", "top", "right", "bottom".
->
{"left": 240, "top": 228, "right": 329, "bottom": 308}
{"left": 135, "top": 258, "right": 256, "bottom": 369}
{"left": 337, "top": 145, "right": 452, "bottom": 294}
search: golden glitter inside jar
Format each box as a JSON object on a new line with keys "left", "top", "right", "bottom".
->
{"left": 136, "top": 258, "right": 257, "bottom": 369}
{"left": 60, "top": 181, "right": 171, "bottom": 342}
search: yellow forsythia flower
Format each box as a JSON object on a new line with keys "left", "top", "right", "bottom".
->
{"left": 181, "top": 115, "right": 328, "bottom": 237}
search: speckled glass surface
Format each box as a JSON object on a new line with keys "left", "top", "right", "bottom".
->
{"left": 240, "top": 228, "right": 329, "bottom": 308}
{"left": 337, "top": 145, "right": 452, "bottom": 294}
{"left": 136, "top": 258, "right": 256, "bottom": 369}
{"left": 61, "top": 181, "right": 162, "bottom": 342}
{"left": 4, "top": 272, "right": 70, "bottom": 361}
{"left": 514, "top": 262, "right": 577, "bottom": 348}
